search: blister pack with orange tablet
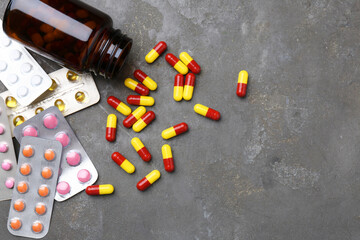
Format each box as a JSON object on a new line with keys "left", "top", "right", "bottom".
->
{"left": 0, "top": 98, "right": 17, "bottom": 201}
{"left": 7, "top": 136, "right": 62, "bottom": 239}
{"left": 14, "top": 106, "right": 98, "bottom": 202}
{"left": 0, "top": 67, "right": 100, "bottom": 134}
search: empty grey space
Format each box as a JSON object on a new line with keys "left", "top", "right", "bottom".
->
{"left": 0, "top": 0, "right": 360, "bottom": 239}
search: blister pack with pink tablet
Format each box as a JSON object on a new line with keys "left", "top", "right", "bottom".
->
{"left": 0, "top": 98, "right": 17, "bottom": 201}
{"left": 14, "top": 107, "right": 98, "bottom": 202}
{"left": 8, "top": 136, "right": 62, "bottom": 239}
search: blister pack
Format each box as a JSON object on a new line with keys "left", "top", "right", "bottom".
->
{"left": 7, "top": 136, "right": 62, "bottom": 239}
{"left": 0, "top": 19, "right": 52, "bottom": 106}
{"left": 0, "top": 67, "right": 100, "bottom": 134}
{"left": 14, "top": 107, "right": 98, "bottom": 202}
{"left": 0, "top": 97, "right": 17, "bottom": 201}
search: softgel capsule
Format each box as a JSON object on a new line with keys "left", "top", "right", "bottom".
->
{"left": 0, "top": 98, "right": 17, "bottom": 201}
{"left": 0, "top": 67, "right": 100, "bottom": 133}
{"left": 7, "top": 136, "right": 62, "bottom": 239}
{"left": 14, "top": 107, "right": 98, "bottom": 202}
{"left": 0, "top": 20, "right": 52, "bottom": 106}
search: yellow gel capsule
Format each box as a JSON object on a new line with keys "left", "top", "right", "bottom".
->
{"left": 75, "top": 91, "right": 86, "bottom": 102}
{"left": 54, "top": 99, "right": 65, "bottom": 112}
{"left": 5, "top": 96, "right": 17, "bottom": 108}
{"left": 48, "top": 79, "right": 58, "bottom": 91}
{"left": 13, "top": 115, "right": 25, "bottom": 127}
{"left": 66, "top": 71, "right": 80, "bottom": 81}
{"left": 35, "top": 107, "right": 44, "bottom": 115}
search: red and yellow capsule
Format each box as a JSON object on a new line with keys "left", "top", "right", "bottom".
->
{"left": 127, "top": 95, "right": 155, "bottom": 106}
{"left": 86, "top": 184, "right": 114, "bottom": 195}
{"left": 124, "top": 78, "right": 149, "bottom": 96}
{"left": 194, "top": 104, "right": 221, "bottom": 120}
{"left": 106, "top": 114, "right": 117, "bottom": 142}
{"left": 123, "top": 106, "right": 146, "bottom": 128}
{"left": 107, "top": 96, "right": 132, "bottom": 116}
{"left": 161, "top": 122, "right": 188, "bottom": 139}
{"left": 165, "top": 53, "right": 188, "bottom": 75}
{"left": 179, "top": 52, "right": 201, "bottom": 74}
{"left": 183, "top": 73, "right": 196, "bottom": 101}
{"left": 136, "top": 170, "right": 161, "bottom": 191}
{"left": 173, "top": 74, "right": 184, "bottom": 102}
{"left": 131, "top": 137, "right": 151, "bottom": 162}
{"left": 145, "top": 41, "right": 167, "bottom": 63}
{"left": 133, "top": 111, "right": 156, "bottom": 132}
{"left": 111, "top": 152, "right": 135, "bottom": 174}
{"left": 237, "top": 70, "right": 248, "bottom": 97}
{"left": 134, "top": 70, "right": 157, "bottom": 91}
{"left": 162, "top": 144, "right": 174, "bottom": 172}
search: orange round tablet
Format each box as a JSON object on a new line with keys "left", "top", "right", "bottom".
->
{"left": 22, "top": 145, "right": 33, "bottom": 158}
{"left": 44, "top": 149, "right": 55, "bottom": 161}
{"left": 10, "top": 218, "right": 21, "bottom": 230}
{"left": 35, "top": 203, "right": 47, "bottom": 215}
{"left": 38, "top": 185, "right": 49, "bottom": 197}
{"left": 17, "top": 181, "right": 28, "bottom": 193}
{"left": 20, "top": 163, "right": 31, "bottom": 176}
{"left": 32, "top": 221, "right": 43, "bottom": 233}
{"left": 14, "top": 199, "right": 25, "bottom": 212}
{"left": 41, "top": 167, "right": 53, "bottom": 179}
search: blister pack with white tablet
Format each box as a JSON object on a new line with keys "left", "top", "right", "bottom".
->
{"left": 0, "top": 19, "right": 52, "bottom": 106}
{"left": 0, "top": 67, "right": 100, "bottom": 134}
{"left": 14, "top": 107, "right": 98, "bottom": 202}
{"left": 0, "top": 97, "right": 17, "bottom": 201}
{"left": 7, "top": 136, "right": 62, "bottom": 239}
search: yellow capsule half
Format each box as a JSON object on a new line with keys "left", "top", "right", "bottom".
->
{"left": 173, "top": 86, "right": 183, "bottom": 101}
{"left": 133, "top": 119, "right": 147, "bottom": 133}
{"left": 183, "top": 85, "right": 194, "bottom": 101}
{"left": 116, "top": 102, "right": 132, "bottom": 116}
{"left": 132, "top": 106, "right": 146, "bottom": 119}
{"left": 131, "top": 137, "right": 144, "bottom": 152}
{"left": 145, "top": 49, "right": 159, "bottom": 64}
{"left": 194, "top": 104, "right": 209, "bottom": 117}
{"left": 145, "top": 170, "right": 161, "bottom": 184}
{"left": 107, "top": 114, "right": 117, "bottom": 128}
{"left": 174, "top": 61, "right": 188, "bottom": 75}
{"left": 99, "top": 184, "right": 114, "bottom": 195}
{"left": 179, "top": 52, "right": 193, "bottom": 66}
{"left": 143, "top": 76, "right": 157, "bottom": 91}
{"left": 120, "top": 160, "right": 135, "bottom": 174}
{"left": 161, "top": 127, "right": 176, "bottom": 139}
{"left": 124, "top": 78, "right": 139, "bottom": 91}
{"left": 238, "top": 70, "right": 248, "bottom": 84}
{"left": 162, "top": 144, "right": 173, "bottom": 159}
{"left": 140, "top": 96, "right": 155, "bottom": 106}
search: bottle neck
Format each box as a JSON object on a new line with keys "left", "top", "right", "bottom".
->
{"left": 89, "top": 28, "right": 132, "bottom": 79}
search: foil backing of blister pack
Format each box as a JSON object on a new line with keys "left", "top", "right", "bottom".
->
{"left": 14, "top": 106, "right": 98, "bottom": 202}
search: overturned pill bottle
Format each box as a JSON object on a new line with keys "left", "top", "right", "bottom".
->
{"left": 3, "top": 0, "right": 132, "bottom": 79}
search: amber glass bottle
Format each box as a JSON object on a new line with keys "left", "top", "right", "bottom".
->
{"left": 3, "top": 0, "right": 132, "bottom": 79}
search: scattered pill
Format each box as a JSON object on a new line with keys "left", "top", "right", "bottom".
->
{"left": 86, "top": 184, "right": 114, "bottom": 195}
{"left": 35, "top": 203, "right": 46, "bottom": 215}
{"left": 165, "top": 53, "right": 188, "bottom": 75}
{"left": 56, "top": 181, "right": 70, "bottom": 195}
{"left": 2, "top": 160, "right": 12, "bottom": 171}
{"left": 77, "top": 169, "right": 91, "bottom": 183}
{"left": 22, "top": 145, "right": 33, "bottom": 157}
{"left": 10, "top": 218, "right": 21, "bottom": 230}
{"left": 55, "top": 132, "right": 70, "bottom": 147}
{"left": 137, "top": 170, "right": 161, "bottom": 191}
{"left": 107, "top": 96, "right": 132, "bottom": 116}
{"left": 132, "top": 111, "right": 155, "bottom": 133}
{"left": 179, "top": 52, "right": 201, "bottom": 74}
{"left": 145, "top": 41, "right": 167, "bottom": 63}
{"left": 5, "top": 96, "right": 17, "bottom": 108}
{"left": 162, "top": 144, "right": 174, "bottom": 172}
{"left": 123, "top": 106, "right": 146, "bottom": 128}
{"left": 183, "top": 73, "right": 195, "bottom": 101}
{"left": 173, "top": 74, "right": 184, "bottom": 102}
{"left": 194, "top": 104, "right": 221, "bottom": 120}
{"left": 161, "top": 122, "right": 188, "bottom": 140}
{"left": 131, "top": 137, "right": 151, "bottom": 162}
{"left": 106, "top": 114, "right": 117, "bottom": 142}
{"left": 124, "top": 78, "right": 149, "bottom": 96}
{"left": 13, "top": 116, "right": 24, "bottom": 126}
{"left": 134, "top": 69, "right": 158, "bottom": 91}
{"left": 54, "top": 99, "right": 66, "bottom": 112}
{"left": 14, "top": 199, "right": 25, "bottom": 212}
{"left": 127, "top": 95, "right": 155, "bottom": 106}
{"left": 32, "top": 221, "right": 43, "bottom": 233}
{"left": 111, "top": 152, "right": 135, "bottom": 174}
{"left": 237, "top": 70, "right": 248, "bottom": 97}
{"left": 66, "top": 151, "right": 81, "bottom": 166}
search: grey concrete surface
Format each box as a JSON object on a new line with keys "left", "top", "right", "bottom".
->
{"left": 1, "top": 0, "right": 360, "bottom": 239}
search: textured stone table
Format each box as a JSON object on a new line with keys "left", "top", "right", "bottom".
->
{"left": 1, "top": 1, "right": 360, "bottom": 239}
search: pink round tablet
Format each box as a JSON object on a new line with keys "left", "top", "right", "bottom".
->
{"left": 66, "top": 151, "right": 81, "bottom": 166}
{"left": 43, "top": 114, "right": 58, "bottom": 129}
{"left": 56, "top": 181, "right": 70, "bottom": 195}
{"left": 2, "top": 160, "right": 12, "bottom": 171}
{"left": 23, "top": 126, "right": 38, "bottom": 137}
{"left": 77, "top": 169, "right": 91, "bottom": 183}
{"left": 5, "top": 177, "right": 14, "bottom": 189}
{"left": 0, "top": 143, "right": 8, "bottom": 153}
{"left": 0, "top": 125, "right": 4, "bottom": 135}
{"left": 55, "top": 132, "right": 70, "bottom": 147}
